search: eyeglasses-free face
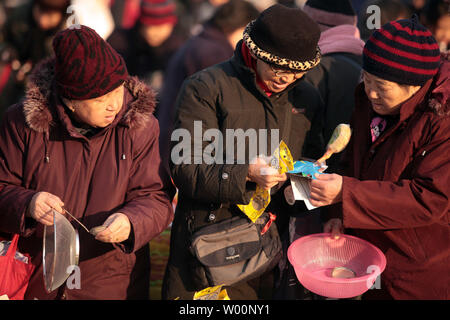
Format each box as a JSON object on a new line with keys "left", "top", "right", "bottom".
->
{"left": 362, "top": 71, "right": 421, "bottom": 115}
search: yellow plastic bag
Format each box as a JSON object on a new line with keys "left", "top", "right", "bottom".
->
{"left": 238, "top": 141, "right": 293, "bottom": 222}
{"left": 193, "top": 285, "right": 230, "bottom": 300}
{"left": 273, "top": 141, "right": 294, "bottom": 174}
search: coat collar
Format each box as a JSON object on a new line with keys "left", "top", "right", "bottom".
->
{"left": 23, "top": 57, "right": 156, "bottom": 134}
{"left": 358, "top": 74, "right": 436, "bottom": 126}
{"left": 397, "top": 78, "right": 433, "bottom": 123}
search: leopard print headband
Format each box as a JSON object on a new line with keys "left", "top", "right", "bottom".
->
{"left": 243, "top": 21, "right": 321, "bottom": 71}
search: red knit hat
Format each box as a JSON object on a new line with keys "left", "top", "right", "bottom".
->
{"left": 139, "top": 0, "right": 178, "bottom": 26}
{"left": 53, "top": 25, "right": 128, "bottom": 100}
{"left": 363, "top": 15, "right": 441, "bottom": 86}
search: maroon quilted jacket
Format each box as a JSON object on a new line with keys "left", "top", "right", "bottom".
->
{"left": 336, "top": 54, "right": 449, "bottom": 299}
{"left": 0, "top": 58, "right": 175, "bottom": 299}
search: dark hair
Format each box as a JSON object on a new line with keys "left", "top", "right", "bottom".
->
{"left": 208, "top": 0, "right": 260, "bottom": 35}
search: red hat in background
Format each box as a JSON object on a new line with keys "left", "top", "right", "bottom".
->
{"left": 34, "top": 0, "right": 70, "bottom": 12}
{"left": 139, "top": 0, "right": 178, "bottom": 26}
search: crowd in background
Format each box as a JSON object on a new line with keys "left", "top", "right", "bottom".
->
{"left": 0, "top": 0, "right": 448, "bottom": 127}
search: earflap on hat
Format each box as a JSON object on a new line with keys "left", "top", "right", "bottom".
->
{"left": 243, "top": 4, "right": 321, "bottom": 71}
{"left": 363, "top": 14, "right": 441, "bottom": 86}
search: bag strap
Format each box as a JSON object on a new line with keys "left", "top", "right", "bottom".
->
{"left": 5, "top": 234, "right": 20, "bottom": 258}
{"left": 260, "top": 212, "right": 276, "bottom": 235}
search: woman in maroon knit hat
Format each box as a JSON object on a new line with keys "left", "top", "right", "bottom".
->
{"left": 0, "top": 25, "right": 175, "bottom": 299}
{"left": 310, "top": 16, "right": 449, "bottom": 299}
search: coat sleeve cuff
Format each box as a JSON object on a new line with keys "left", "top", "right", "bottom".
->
{"left": 0, "top": 186, "right": 37, "bottom": 236}
{"left": 112, "top": 223, "right": 135, "bottom": 254}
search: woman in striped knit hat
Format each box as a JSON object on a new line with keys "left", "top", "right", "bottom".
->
{"left": 309, "top": 15, "right": 449, "bottom": 299}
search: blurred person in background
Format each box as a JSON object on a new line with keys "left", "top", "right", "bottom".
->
{"left": 0, "top": 0, "right": 70, "bottom": 121}
{"left": 182, "top": 0, "right": 231, "bottom": 34}
{"left": 358, "top": 0, "right": 412, "bottom": 41}
{"left": 0, "top": 3, "right": 5, "bottom": 28}
{"left": 421, "top": 0, "right": 450, "bottom": 52}
{"left": 110, "top": 0, "right": 141, "bottom": 29}
{"left": 303, "top": 0, "right": 365, "bottom": 161}
{"left": 184, "top": 0, "right": 278, "bottom": 35}
{"left": 108, "top": 0, "right": 189, "bottom": 91}
{"left": 401, "top": 0, "right": 428, "bottom": 14}
{"left": 155, "top": 0, "right": 259, "bottom": 169}
{"left": 0, "top": 0, "right": 69, "bottom": 71}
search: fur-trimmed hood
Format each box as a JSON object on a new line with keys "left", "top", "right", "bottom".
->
{"left": 428, "top": 52, "right": 449, "bottom": 116}
{"left": 23, "top": 57, "right": 156, "bottom": 133}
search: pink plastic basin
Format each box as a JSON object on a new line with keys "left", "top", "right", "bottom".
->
{"left": 288, "top": 233, "right": 386, "bottom": 299}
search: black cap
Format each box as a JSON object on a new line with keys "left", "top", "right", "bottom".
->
{"left": 243, "top": 4, "right": 321, "bottom": 71}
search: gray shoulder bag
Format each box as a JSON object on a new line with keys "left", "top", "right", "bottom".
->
{"left": 190, "top": 211, "right": 282, "bottom": 287}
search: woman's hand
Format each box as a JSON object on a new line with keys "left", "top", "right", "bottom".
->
{"left": 309, "top": 173, "right": 343, "bottom": 207}
{"left": 27, "top": 191, "right": 65, "bottom": 225}
{"left": 247, "top": 157, "right": 287, "bottom": 190}
{"left": 95, "top": 212, "right": 131, "bottom": 243}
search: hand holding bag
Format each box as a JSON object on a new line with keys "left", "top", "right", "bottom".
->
{"left": 0, "top": 234, "right": 35, "bottom": 300}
